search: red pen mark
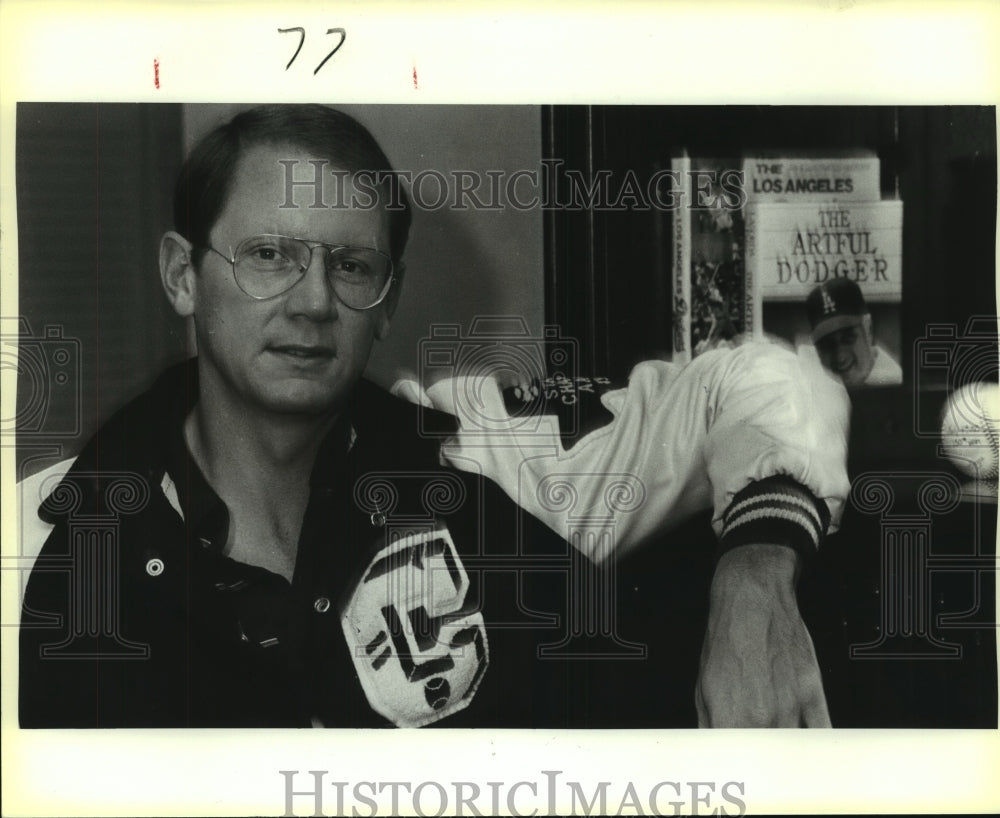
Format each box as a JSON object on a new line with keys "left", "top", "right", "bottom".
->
{"left": 412, "top": 64, "right": 418, "bottom": 90}
{"left": 154, "top": 59, "right": 160, "bottom": 89}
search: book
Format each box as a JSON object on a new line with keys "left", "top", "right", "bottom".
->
{"left": 744, "top": 200, "right": 904, "bottom": 387}
{"left": 743, "top": 202, "right": 760, "bottom": 338}
{"left": 671, "top": 156, "right": 747, "bottom": 359}
{"left": 745, "top": 200, "right": 903, "bottom": 305}
{"left": 670, "top": 153, "right": 692, "bottom": 364}
{"left": 742, "top": 154, "right": 880, "bottom": 203}
{"left": 741, "top": 154, "right": 884, "bottom": 341}
{"left": 670, "top": 154, "right": 893, "bottom": 360}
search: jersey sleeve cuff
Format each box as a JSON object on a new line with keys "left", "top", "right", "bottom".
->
{"left": 717, "top": 475, "right": 832, "bottom": 564}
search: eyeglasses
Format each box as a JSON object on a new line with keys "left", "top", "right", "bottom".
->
{"left": 203, "top": 234, "right": 394, "bottom": 310}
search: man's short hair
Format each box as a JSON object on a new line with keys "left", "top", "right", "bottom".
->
{"left": 806, "top": 277, "right": 868, "bottom": 342}
{"left": 173, "top": 104, "right": 412, "bottom": 268}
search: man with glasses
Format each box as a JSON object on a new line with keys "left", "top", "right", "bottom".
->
{"left": 20, "top": 104, "right": 847, "bottom": 729}
{"left": 22, "top": 105, "right": 576, "bottom": 727}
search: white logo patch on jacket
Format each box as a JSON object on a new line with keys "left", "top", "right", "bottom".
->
{"left": 341, "top": 528, "right": 488, "bottom": 727}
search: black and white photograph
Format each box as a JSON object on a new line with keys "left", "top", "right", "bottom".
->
{"left": 2, "top": 3, "right": 998, "bottom": 816}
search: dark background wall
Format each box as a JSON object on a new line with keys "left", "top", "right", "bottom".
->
{"left": 13, "top": 104, "right": 187, "bottom": 480}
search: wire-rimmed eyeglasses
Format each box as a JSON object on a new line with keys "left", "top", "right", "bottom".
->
{"left": 202, "top": 234, "right": 394, "bottom": 310}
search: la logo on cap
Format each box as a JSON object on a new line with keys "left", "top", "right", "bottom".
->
{"left": 820, "top": 284, "right": 838, "bottom": 315}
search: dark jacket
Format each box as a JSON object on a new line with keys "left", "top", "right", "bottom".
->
{"left": 19, "top": 359, "right": 586, "bottom": 728}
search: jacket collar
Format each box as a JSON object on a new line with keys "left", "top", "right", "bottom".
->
{"left": 39, "top": 358, "right": 458, "bottom": 523}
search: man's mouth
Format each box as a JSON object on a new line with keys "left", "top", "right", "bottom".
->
{"left": 269, "top": 344, "right": 336, "bottom": 359}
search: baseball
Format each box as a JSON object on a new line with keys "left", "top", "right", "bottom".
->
{"left": 940, "top": 381, "right": 1000, "bottom": 479}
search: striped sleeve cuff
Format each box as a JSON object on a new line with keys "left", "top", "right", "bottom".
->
{"left": 718, "top": 476, "right": 832, "bottom": 564}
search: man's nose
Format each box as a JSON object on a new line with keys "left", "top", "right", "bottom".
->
{"left": 285, "top": 248, "right": 338, "bottom": 320}
{"left": 834, "top": 343, "right": 853, "bottom": 366}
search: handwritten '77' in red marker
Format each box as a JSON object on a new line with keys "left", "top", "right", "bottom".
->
{"left": 154, "top": 59, "right": 160, "bottom": 89}
{"left": 412, "top": 64, "right": 418, "bottom": 90}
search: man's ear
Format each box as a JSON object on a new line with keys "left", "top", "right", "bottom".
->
{"left": 374, "top": 262, "right": 405, "bottom": 341}
{"left": 861, "top": 312, "right": 874, "bottom": 344}
{"left": 159, "top": 231, "right": 198, "bottom": 317}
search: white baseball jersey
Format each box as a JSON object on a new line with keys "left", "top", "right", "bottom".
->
{"left": 395, "top": 341, "right": 851, "bottom": 563}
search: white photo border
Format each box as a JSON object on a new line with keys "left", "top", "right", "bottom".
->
{"left": 2, "top": 1, "right": 998, "bottom": 816}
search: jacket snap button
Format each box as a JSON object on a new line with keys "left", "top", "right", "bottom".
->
{"left": 145, "top": 558, "right": 164, "bottom": 577}
{"left": 313, "top": 596, "right": 331, "bottom": 614}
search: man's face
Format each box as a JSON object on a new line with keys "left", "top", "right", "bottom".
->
{"left": 815, "top": 318, "right": 875, "bottom": 389}
{"left": 187, "top": 142, "right": 394, "bottom": 418}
